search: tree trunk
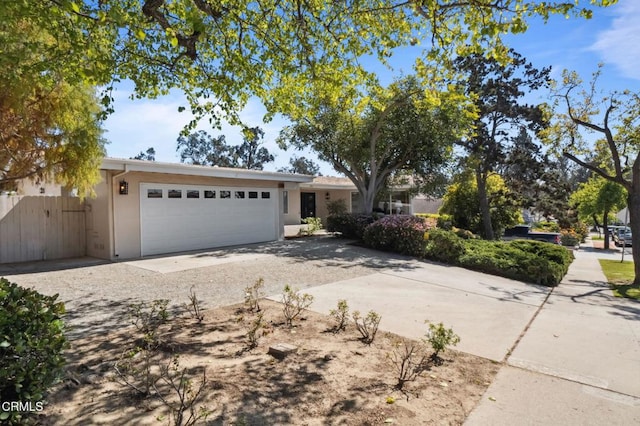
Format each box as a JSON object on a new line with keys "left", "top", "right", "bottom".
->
{"left": 626, "top": 191, "right": 640, "bottom": 285}
{"left": 591, "top": 214, "right": 602, "bottom": 237}
{"left": 476, "top": 169, "right": 494, "bottom": 240}
{"left": 603, "top": 209, "right": 610, "bottom": 250}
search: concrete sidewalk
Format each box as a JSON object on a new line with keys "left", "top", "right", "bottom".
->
{"left": 466, "top": 248, "right": 640, "bottom": 425}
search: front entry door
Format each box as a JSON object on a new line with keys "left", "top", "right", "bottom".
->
{"left": 300, "top": 192, "right": 316, "bottom": 219}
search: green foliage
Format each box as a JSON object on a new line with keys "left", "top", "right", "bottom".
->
{"left": 425, "top": 322, "right": 460, "bottom": 363}
{"left": 414, "top": 213, "right": 452, "bottom": 229}
{"left": 281, "top": 285, "right": 314, "bottom": 328}
{"left": 177, "top": 126, "right": 273, "bottom": 170}
{"left": 0, "top": 279, "right": 67, "bottom": 424}
{"left": 329, "top": 300, "right": 350, "bottom": 333}
{"left": 560, "top": 229, "right": 580, "bottom": 247}
{"left": 462, "top": 240, "right": 573, "bottom": 286}
{"left": 277, "top": 155, "right": 321, "bottom": 175}
{"left": 299, "top": 217, "right": 323, "bottom": 236}
{"left": 533, "top": 222, "right": 560, "bottom": 233}
{"left": 440, "top": 171, "right": 522, "bottom": 237}
{"left": 352, "top": 310, "right": 381, "bottom": 345}
{"left": 279, "top": 75, "right": 466, "bottom": 214}
{"left": 570, "top": 176, "right": 627, "bottom": 228}
{"left": 326, "top": 199, "right": 348, "bottom": 216}
{"left": 424, "top": 231, "right": 573, "bottom": 286}
{"left": 128, "top": 299, "right": 170, "bottom": 349}
{"left": 424, "top": 229, "right": 467, "bottom": 263}
{"left": 363, "top": 215, "right": 434, "bottom": 257}
{"left": 244, "top": 311, "right": 267, "bottom": 350}
{"left": 326, "top": 213, "right": 376, "bottom": 239}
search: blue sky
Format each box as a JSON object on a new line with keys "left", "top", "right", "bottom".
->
{"left": 103, "top": 0, "right": 640, "bottom": 175}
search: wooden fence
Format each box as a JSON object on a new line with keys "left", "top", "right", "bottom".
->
{"left": 0, "top": 195, "right": 86, "bottom": 263}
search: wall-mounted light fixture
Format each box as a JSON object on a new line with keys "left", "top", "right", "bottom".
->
{"left": 325, "top": 191, "right": 330, "bottom": 201}
{"left": 118, "top": 180, "right": 129, "bottom": 195}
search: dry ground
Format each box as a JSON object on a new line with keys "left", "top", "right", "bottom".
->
{"left": 38, "top": 299, "right": 499, "bottom": 425}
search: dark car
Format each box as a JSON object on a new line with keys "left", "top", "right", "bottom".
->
{"left": 503, "top": 225, "right": 561, "bottom": 245}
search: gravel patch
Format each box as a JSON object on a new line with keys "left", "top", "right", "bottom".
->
{"left": 1, "top": 236, "right": 422, "bottom": 338}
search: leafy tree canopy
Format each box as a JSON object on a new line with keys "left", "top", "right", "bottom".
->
{"left": 440, "top": 170, "right": 522, "bottom": 237}
{"left": 452, "top": 49, "right": 551, "bottom": 239}
{"left": 278, "top": 156, "right": 322, "bottom": 176}
{"left": 1, "top": 1, "right": 616, "bottom": 127}
{"left": 278, "top": 75, "right": 469, "bottom": 213}
{"left": 570, "top": 175, "right": 626, "bottom": 248}
{"left": 177, "top": 126, "right": 274, "bottom": 170}
{"left": 131, "top": 147, "right": 156, "bottom": 161}
{"left": 0, "top": 77, "right": 106, "bottom": 196}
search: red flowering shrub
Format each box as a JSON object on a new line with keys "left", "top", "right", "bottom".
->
{"left": 363, "top": 215, "right": 435, "bottom": 257}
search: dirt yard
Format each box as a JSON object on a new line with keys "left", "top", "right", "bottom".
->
{"left": 38, "top": 298, "right": 499, "bottom": 425}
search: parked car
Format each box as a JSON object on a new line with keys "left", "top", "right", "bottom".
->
{"left": 612, "top": 227, "right": 633, "bottom": 247}
{"left": 503, "top": 225, "right": 561, "bottom": 245}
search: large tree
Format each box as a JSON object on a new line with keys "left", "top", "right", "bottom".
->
{"left": 278, "top": 77, "right": 467, "bottom": 213}
{"left": 570, "top": 176, "right": 627, "bottom": 249}
{"left": 177, "top": 127, "right": 273, "bottom": 169}
{"left": 452, "top": 50, "right": 551, "bottom": 239}
{"left": 545, "top": 68, "right": 640, "bottom": 284}
{"left": 0, "top": 15, "right": 106, "bottom": 195}
{"left": 278, "top": 156, "right": 322, "bottom": 176}
{"left": 230, "top": 127, "right": 274, "bottom": 170}
{"left": 440, "top": 170, "right": 522, "bottom": 236}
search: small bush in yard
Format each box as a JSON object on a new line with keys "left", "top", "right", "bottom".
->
{"left": 185, "top": 287, "right": 205, "bottom": 323}
{"left": 0, "top": 278, "right": 68, "bottom": 425}
{"left": 281, "top": 285, "right": 314, "bottom": 327}
{"left": 425, "top": 322, "right": 460, "bottom": 364}
{"left": 363, "top": 215, "right": 434, "bottom": 257}
{"left": 352, "top": 310, "right": 381, "bottom": 344}
{"left": 329, "top": 299, "right": 350, "bottom": 332}
{"left": 424, "top": 229, "right": 466, "bottom": 263}
{"left": 387, "top": 337, "right": 430, "bottom": 390}
{"left": 560, "top": 229, "right": 580, "bottom": 247}
{"left": 326, "top": 213, "right": 376, "bottom": 239}
{"left": 299, "top": 216, "right": 323, "bottom": 236}
{"left": 244, "top": 278, "right": 264, "bottom": 312}
{"left": 128, "top": 299, "right": 170, "bottom": 349}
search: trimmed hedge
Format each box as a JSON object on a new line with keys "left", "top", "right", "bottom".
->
{"left": 363, "top": 215, "right": 433, "bottom": 257}
{"left": 424, "top": 230, "right": 573, "bottom": 286}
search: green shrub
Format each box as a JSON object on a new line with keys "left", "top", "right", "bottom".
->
{"left": 452, "top": 227, "right": 480, "bottom": 240}
{"left": 560, "top": 229, "right": 580, "bottom": 247}
{"left": 326, "top": 213, "right": 376, "bottom": 239}
{"left": 533, "top": 221, "right": 560, "bottom": 233}
{"left": 424, "top": 229, "right": 466, "bottom": 263}
{"left": 299, "top": 216, "right": 323, "bottom": 236}
{"left": 363, "top": 215, "right": 433, "bottom": 257}
{"left": 459, "top": 240, "right": 572, "bottom": 286}
{"left": 0, "top": 279, "right": 68, "bottom": 424}
{"left": 326, "top": 199, "right": 348, "bottom": 216}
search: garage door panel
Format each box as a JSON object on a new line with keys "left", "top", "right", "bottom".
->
{"left": 140, "top": 183, "right": 277, "bottom": 256}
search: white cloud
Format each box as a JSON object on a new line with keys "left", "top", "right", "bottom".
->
{"left": 590, "top": 0, "right": 640, "bottom": 81}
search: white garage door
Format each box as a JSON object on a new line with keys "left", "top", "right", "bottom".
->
{"left": 140, "top": 183, "right": 278, "bottom": 256}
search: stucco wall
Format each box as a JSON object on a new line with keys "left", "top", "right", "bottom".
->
{"left": 101, "top": 171, "right": 283, "bottom": 260}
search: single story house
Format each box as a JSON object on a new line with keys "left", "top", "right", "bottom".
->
{"left": 284, "top": 176, "right": 443, "bottom": 226}
{"left": 1, "top": 159, "right": 442, "bottom": 263}
{"left": 88, "top": 158, "right": 313, "bottom": 260}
